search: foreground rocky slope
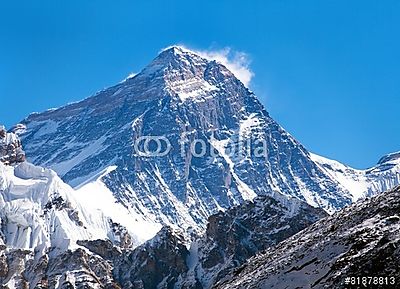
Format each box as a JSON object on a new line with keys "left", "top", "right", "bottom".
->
{"left": 216, "top": 186, "right": 400, "bottom": 289}
{"left": 176, "top": 193, "right": 327, "bottom": 288}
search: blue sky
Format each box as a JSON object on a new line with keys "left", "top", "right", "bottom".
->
{"left": 1, "top": 0, "right": 399, "bottom": 169}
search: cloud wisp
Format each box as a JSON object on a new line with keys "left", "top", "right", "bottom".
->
{"left": 163, "top": 45, "right": 254, "bottom": 87}
{"left": 194, "top": 47, "right": 254, "bottom": 87}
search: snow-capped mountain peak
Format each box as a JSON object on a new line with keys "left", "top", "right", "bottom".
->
{"left": 18, "top": 47, "right": 400, "bottom": 238}
{"left": 132, "top": 45, "right": 235, "bottom": 102}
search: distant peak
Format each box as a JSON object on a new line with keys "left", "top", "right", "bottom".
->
{"left": 377, "top": 151, "right": 400, "bottom": 165}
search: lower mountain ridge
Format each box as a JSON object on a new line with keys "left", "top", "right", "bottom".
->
{"left": 215, "top": 185, "right": 400, "bottom": 289}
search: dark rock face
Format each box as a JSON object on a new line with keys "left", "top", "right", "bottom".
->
{"left": 0, "top": 246, "right": 8, "bottom": 278}
{"left": 74, "top": 194, "right": 323, "bottom": 289}
{"left": 77, "top": 239, "right": 122, "bottom": 261}
{"left": 0, "top": 243, "right": 122, "bottom": 289}
{"left": 215, "top": 186, "right": 400, "bottom": 289}
{"left": 204, "top": 195, "right": 325, "bottom": 258}
{"left": 177, "top": 194, "right": 327, "bottom": 288}
{"left": 45, "top": 248, "right": 121, "bottom": 289}
{"left": 0, "top": 248, "right": 31, "bottom": 289}
{"left": 0, "top": 125, "right": 25, "bottom": 165}
{"left": 114, "top": 226, "right": 190, "bottom": 289}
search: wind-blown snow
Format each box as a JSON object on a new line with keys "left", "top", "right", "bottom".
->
{"left": 162, "top": 45, "right": 254, "bottom": 86}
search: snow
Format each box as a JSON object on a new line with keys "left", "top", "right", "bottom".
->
{"left": 74, "top": 171, "right": 161, "bottom": 244}
{"left": 187, "top": 240, "right": 199, "bottom": 270}
{"left": 0, "top": 162, "right": 88, "bottom": 252}
{"left": 49, "top": 135, "right": 109, "bottom": 187}
{"left": 310, "top": 152, "right": 400, "bottom": 202}
{"left": 167, "top": 77, "right": 219, "bottom": 102}
{"left": 152, "top": 165, "right": 199, "bottom": 229}
{"left": 73, "top": 165, "right": 117, "bottom": 189}
{"left": 0, "top": 161, "right": 160, "bottom": 261}
{"left": 211, "top": 138, "right": 257, "bottom": 201}
{"left": 239, "top": 113, "right": 262, "bottom": 138}
{"left": 31, "top": 120, "right": 59, "bottom": 138}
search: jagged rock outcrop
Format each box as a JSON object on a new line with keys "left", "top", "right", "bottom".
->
{"left": 177, "top": 194, "right": 327, "bottom": 288}
{"left": 114, "top": 226, "right": 190, "bottom": 289}
{"left": 0, "top": 125, "right": 25, "bottom": 165}
{"left": 215, "top": 186, "right": 400, "bottom": 289}
{"left": 105, "top": 194, "right": 325, "bottom": 289}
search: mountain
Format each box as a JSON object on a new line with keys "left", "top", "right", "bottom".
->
{"left": 0, "top": 130, "right": 326, "bottom": 288}
{"left": 215, "top": 185, "right": 400, "bottom": 289}
{"left": 17, "top": 46, "right": 400, "bottom": 236}
{"left": 311, "top": 152, "right": 400, "bottom": 202}
{"left": 75, "top": 190, "right": 327, "bottom": 289}
{"left": 2, "top": 46, "right": 400, "bottom": 288}
{"left": 176, "top": 193, "right": 327, "bottom": 288}
{"left": 0, "top": 129, "right": 155, "bottom": 288}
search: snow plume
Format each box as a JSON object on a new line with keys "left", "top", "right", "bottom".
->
{"left": 163, "top": 45, "right": 254, "bottom": 87}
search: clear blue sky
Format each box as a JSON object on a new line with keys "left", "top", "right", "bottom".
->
{"left": 1, "top": 0, "right": 399, "bottom": 169}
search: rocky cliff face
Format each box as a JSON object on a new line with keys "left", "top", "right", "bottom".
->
{"left": 176, "top": 193, "right": 327, "bottom": 289}
{"left": 215, "top": 185, "right": 400, "bottom": 289}
{"left": 0, "top": 125, "right": 25, "bottom": 165}
{"left": 113, "top": 226, "right": 190, "bottom": 289}
{"left": 85, "top": 193, "right": 325, "bottom": 289}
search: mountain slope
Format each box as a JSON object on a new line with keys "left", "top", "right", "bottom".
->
{"left": 81, "top": 192, "right": 326, "bottom": 289}
{"left": 0, "top": 161, "right": 122, "bottom": 287}
{"left": 177, "top": 193, "right": 327, "bottom": 289}
{"left": 17, "top": 46, "right": 390, "bottom": 237}
{"left": 311, "top": 152, "right": 400, "bottom": 202}
{"left": 0, "top": 129, "right": 158, "bottom": 288}
{"left": 0, "top": 143, "right": 325, "bottom": 288}
{"left": 216, "top": 185, "right": 400, "bottom": 289}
